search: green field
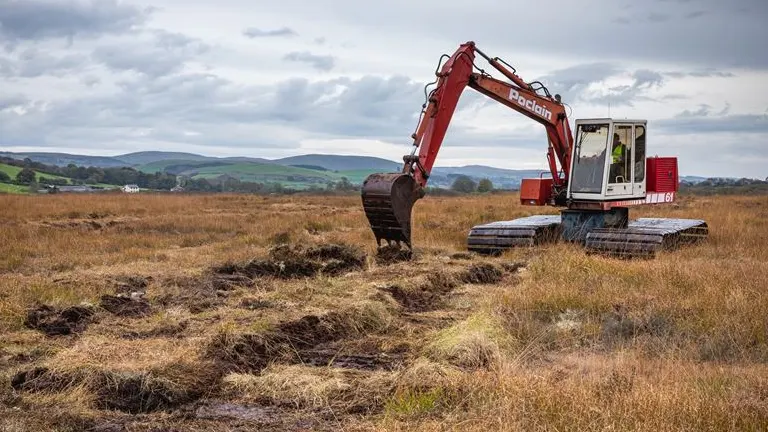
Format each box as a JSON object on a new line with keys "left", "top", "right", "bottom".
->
{"left": 0, "top": 163, "right": 123, "bottom": 192}
{"left": 336, "top": 169, "right": 382, "bottom": 184}
{"left": 137, "top": 159, "right": 208, "bottom": 174}
{"left": 0, "top": 183, "right": 30, "bottom": 194}
{"left": 0, "top": 160, "right": 387, "bottom": 193}
{"left": 195, "top": 163, "right": 339, "bottom": 179}
{"left": 174, "top": 162, "right": 341, "bottom": 184}
{"left": 0, "top": 163, "right": 73, "bottom": 184}
{"left": 138, "top": 159, "right": 382, "bottom": 187}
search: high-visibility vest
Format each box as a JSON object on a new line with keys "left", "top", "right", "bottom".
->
{"left": 612, "top": 144, "right": 625, "bottom": 164}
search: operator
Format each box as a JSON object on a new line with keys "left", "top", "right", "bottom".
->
{"left": 610, "top": 133, "right": 628, "bottom": 182}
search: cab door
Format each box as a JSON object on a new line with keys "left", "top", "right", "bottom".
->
{"left": 605, "top": 123, "right": 635, "bottom": 197}
{"left": 632, "top": 124, "right": 646, "bottom": 196}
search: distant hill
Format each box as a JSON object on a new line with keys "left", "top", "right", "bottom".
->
{"left": 220, "top": 156, "right": 274, "bottom": 164}
{"left": 114, "top": 151, "right": 215, "bottom": 165}
{"left": 0, "top": 150, "right": 742, "bottom": 190}
{"left": 0, "top": 151, "right": 128, "bottom": 168}
{"left": 273, "top": 154, "right": 401, "bottom": 171}
{"left": 135, "top": 159, "right": 370, "bottom": 189}
{"left": 0, "top": 162, "right": 73, "bottom": 184}
{"left": 680, "top": 176, "right": 709, "bottom": 184}
{"left": 433, "top": 165, "right": 544, "bottom": 178}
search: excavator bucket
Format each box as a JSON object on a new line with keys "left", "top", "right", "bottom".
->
{"left": 361, "top": 173, "right": 419, "bottom": 248}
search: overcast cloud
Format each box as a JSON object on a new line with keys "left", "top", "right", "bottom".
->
{"left": 1, "top": 0, "right": 767, "bottom": 177}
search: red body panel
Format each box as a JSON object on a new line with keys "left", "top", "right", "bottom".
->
{"left": 646, "top": 157, "right": 678, "bottom": 193}
{"left": 520, "top": 178, "right": 553, "bottom": 206}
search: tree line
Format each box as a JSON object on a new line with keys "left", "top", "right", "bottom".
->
{"left": 0, "top": 157, "right": 178, "bottom": 189}
{"left": 449, "top": 175, "right": 494, "bottom": 193}
{"left": 179, "top": 175, "right": 358, "bottom": 194}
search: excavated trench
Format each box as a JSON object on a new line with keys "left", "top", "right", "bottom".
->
{"left": 23, "top": 304, "right": 95, "bottom": 336}
{"left": 213, "top": 243, "right": 367, "bottom": 279}
{"left": 9, "top": 240, "right": 523, "bottom": 428}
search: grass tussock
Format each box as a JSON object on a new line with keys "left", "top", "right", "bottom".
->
{"left": 424, "top": 312, "right": 511, "bottom": 369}
{"left": 223, "top": 365, "right": 394, "bottom": 413}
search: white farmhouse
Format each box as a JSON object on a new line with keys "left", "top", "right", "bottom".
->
{"left": 122, "top": 184, "right": 140, "bottom": 193}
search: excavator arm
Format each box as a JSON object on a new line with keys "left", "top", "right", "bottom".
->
{"left": 361, "top": 41, "right": 574, "bottom": 249}
{"left": 406, "top": 41, "right": 573, "bottom": 190}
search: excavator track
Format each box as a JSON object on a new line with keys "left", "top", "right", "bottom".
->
{"left": 361, "top": 173, "right": 419, "bottom": 248}
{"left": 466, "top": 215, "right": 562, "bottom": 255}
{"left": 585, "top": 218, "right": 708, "bottom": 258}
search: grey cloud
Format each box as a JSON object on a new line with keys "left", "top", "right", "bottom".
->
{"left": 0, "top": 27, "right": 208, "bottom": 81}
{"left": 675, "top": 102, "right": 736, "bottom": 119}
{"left": 283, "top": 51, "right": 335, "bottom": 71}
{"left": 314, "top": 37, "right": 327, "bottom": 45}
{"left": 0, "top": 67, "right": 553, "bottom": 154}
{"left": 536, "top": 62, "right": 623, "bottom": 96}
{"left": 535, "top": 63, "right": 664, "bottom": 107}
{"left": 632, "top": 69, "right": 664, "bottom": 88}
{"left": 92, "top": 45, "right": 184, "bottom": 77}
{"left": 647, "top": 12, "right": 671, "bottom": 22}
{"left": 613, "top": 7, "right": 708, "bottom": 24}
{"left": 152, "top": 29, "right": 206, "bottom": 50}
{"left": 612, "top": 12, "right": 672, "bottom": 25}
{"left": 242, "top": 26, "right": 297, "bottom": 38}
{"left": 585, "top": 88, "right": 650, "bottom": 108}
{"left": 664, "top": 69, "right": 735, "bottom": 78}
{"left": 258, "top": 75, "right": 423, "bottom": 138}
{"left": 91, "top": 32, "right": 209, "bottom": 77}
{"left": 0, "top": 72, "right": 427, "bottom": 150}
{"left": 582, "top": 70, "right": 665, "bottom": 107}
{"left": 0, "top": 72, "right": 293, "bottom": 149}
{"left": 0, "top": 94, "right": 29, "bottom": 111}
{"left": 657, "top": 112, "right": 768, "bottom": 134}
{"left": 659, "top": 93, "right": 691, "bottom": 101}
{"left": 0, "top": 57, "right": 13, "bottom": 76}
{"left": 677, "top": 104, "right": 712, "bottom": 117}
{"left": 0, "top": 48, "right": 88, "bottom": 78}
{"left": 269, "top": 0, "right": 768, "bottom": 69}
{"left": 0, "top": 0, "right": 150, "bottom": 41}
{"left": 82, "top": 75, "right": 100, "bottom": 87}
{"left": 685, "top": 10, "right": 708, "bottom": 19}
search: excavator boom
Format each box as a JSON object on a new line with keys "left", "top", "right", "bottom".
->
{"left": 361, "top": 41, "right": 572, "bottom": 249}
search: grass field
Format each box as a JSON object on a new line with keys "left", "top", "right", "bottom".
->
{"left": 336, "top": 169, "right": 381, "bottom": 184}
{"left": 0, "top": 183, "right": 30, "bottom": 194}
{"left": 0, "top": 192, "right": 766, "bottom": 431}
{"left": 0, "top": 163, "right": 73, "bottom": 185}
{"left": 138, "top": 159, "right": 380, "bottom": 187}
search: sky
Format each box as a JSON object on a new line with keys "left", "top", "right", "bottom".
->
{"left": 0, "top": 0, "right": 767, "bottom": 177}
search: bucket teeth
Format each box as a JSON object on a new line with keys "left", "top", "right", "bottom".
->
{"left": 361, "top": 173, "right": 419, "bottom": 249}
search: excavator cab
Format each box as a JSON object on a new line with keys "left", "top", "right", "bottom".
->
{"left": 567, "top": 118, "right": 647, "bottom": 203}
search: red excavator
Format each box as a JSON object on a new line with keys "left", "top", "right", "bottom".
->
{"left": 361, "top": 41, "right": 708, "bottom": 257}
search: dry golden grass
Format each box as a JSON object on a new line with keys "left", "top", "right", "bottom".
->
{"left": 0, "top": 191, "right": 766, "bottom": 431}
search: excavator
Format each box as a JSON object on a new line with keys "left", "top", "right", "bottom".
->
{"left": 361, "top": 41, "right": 708, "bottom": 257}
